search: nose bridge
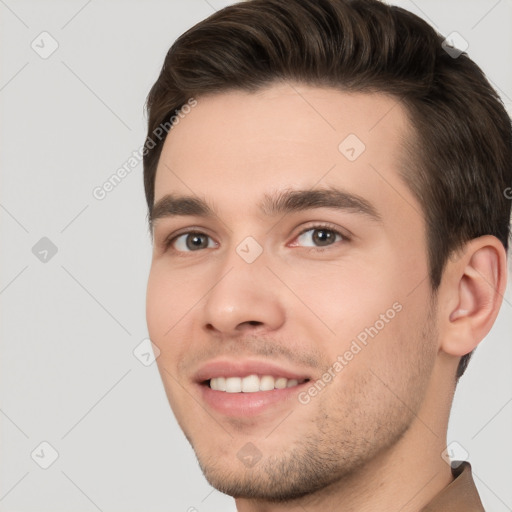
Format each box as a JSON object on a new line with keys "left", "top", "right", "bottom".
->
{"left": 201, "top": 234, "right": 285, "bottom": 334}
{"left": 217, "top": 231, "right": 268, "bottom": 286}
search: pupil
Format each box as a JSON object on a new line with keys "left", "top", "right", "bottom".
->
{"left": 314, "top": 229, "right": 332, "bottom": 246}
{"left": 188, "top": 234, "right": 207, "bottom": 250}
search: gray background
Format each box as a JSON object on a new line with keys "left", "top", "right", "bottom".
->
{"left": 1, "top": 0, "right": 511, "bottom": 510}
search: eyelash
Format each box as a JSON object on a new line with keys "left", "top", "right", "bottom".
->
{"left": 162, "top": 223, "right": 350, "bottom": 255}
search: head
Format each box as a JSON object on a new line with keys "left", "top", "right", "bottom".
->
{"left": 143, "top": 0, "right": 511, "bottom": 503}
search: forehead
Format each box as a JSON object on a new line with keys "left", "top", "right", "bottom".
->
{"left": 154, "top": 83, "right": 414, "bottom": 219}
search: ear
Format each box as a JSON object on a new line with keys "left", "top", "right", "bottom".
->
{"left": 438, "top": 235, "right": 508, "bottom": 358}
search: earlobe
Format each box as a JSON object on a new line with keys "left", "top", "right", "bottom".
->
{"left": 441, "top": 236, "right": 507, "bottom": 358}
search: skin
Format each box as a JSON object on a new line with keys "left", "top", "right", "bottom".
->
{"left": 146, "top": 83, "right": 507, "bottom": 511}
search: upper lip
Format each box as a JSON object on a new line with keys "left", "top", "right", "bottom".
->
{"left": 194, "top": 359, "right": 312, "bottom": 383}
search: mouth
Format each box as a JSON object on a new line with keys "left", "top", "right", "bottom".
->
{"left": 194, "top": 360, "right": 312, "bottom": 417}
{"left": 206, "top": 374, "right": 309, "bottom": 392}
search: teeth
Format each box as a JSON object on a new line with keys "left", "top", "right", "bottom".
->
{"left": 209, "top": 375, "right": 305, "bottom": 392}
{"left": 242, "top": 375, "right": 260, "bottom": 393}
{"left": 260, "top": 375, "right": 274, "bottom": 391}
{"left": 275, "top": 377, "right": 287, "bottom": 389}
{"left": 225, "top": 377, "right": 242, "bottom": 393}
{"left": 216, "top": 377, "right": 226, "bottom": 391}
{"left": 210, "top": 377, "right": 226, "bottom": 391}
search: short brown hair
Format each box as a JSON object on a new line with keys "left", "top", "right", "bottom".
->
{"left": 143, "top": 0, "right": 512, "bottom": 380}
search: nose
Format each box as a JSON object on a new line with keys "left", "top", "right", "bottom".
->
{"left": 201, "top": 247, "right": 286, "bottom": 337}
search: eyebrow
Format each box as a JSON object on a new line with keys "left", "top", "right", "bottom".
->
{"left": 149, "top": 187, "right": 382, "bottom": 227}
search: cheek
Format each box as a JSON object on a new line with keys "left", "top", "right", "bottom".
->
{"left": 286, "top": 255, "right": 430, "bottom": 384}
{"left": 281, "top": 259, "right": 401, "bottom": 345}
{"left": 343, "top": 294, "right": 437, "bottom": 415}
{"left": 146, "top": 266, "right": 170, "bottom": 340}
{"left": 146, "top": 263, "right": 196, "bottom": 359}
{"left": 321, "top": 303, "right": 436, "bottom": 440}
{"left": 147, "top": 266, "right": 196, "bottom": 418}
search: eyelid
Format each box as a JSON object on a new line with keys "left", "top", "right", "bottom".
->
{"left": 292, "top": 222, "right": 352, "bottom": 242}
{"left": 161, "top": 227, "right": 216, "bottom": 251}
{"left": 161, "top": 222, "right": 351, "bottom": 254}
{"left": 287, "top": 222, "right": 351, "bottom": 251}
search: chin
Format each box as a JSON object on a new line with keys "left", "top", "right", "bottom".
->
{"left": 190, "top": 442, "right": 351, "bottom": 502}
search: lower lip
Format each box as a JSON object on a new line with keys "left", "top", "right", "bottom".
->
{"left": 199, "top": 382, "right": 309, "bottom": 417}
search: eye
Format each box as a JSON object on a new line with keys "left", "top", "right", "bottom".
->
{"left": 162, "top": 224, "right": 348, "bottom": 255}
{"left": 166, "top": 231, "right": 217, "bottom": 252}
{"left": 293, "top": 224, "right": 347, "bottom": 249}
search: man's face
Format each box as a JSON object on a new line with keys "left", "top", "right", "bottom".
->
{"left": 146, "top": 84, "right": 438, "bottom": 500}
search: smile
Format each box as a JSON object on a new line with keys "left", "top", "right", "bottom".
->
{"left": 209, "top": 375, "right": 308, "bottom": 392}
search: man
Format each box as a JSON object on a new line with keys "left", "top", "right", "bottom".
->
{"left": 142, "top": 0, "right": 511, "bottom": 510}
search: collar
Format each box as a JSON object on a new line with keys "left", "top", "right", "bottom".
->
{"left": 420, "top": 462, "right": 485, "bottom": 511}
